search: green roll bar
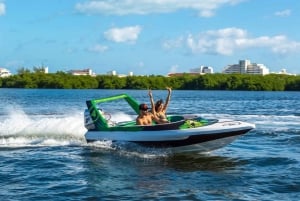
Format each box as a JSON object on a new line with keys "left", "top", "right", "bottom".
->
{"left": 86, "top": 94, "right": 140, "bottom": 130}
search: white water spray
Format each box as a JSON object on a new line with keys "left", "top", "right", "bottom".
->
{"left": 0, "top": 106, "right": 87, "bottom": 147}
{"left": 0, "top": 107, "right": 136, "bottom": 148}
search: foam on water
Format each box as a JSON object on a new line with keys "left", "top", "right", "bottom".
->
{"left": 0, "top": 106, "right": 147, "bottom": 157}
{"left": 0, "top": 106, "right": 87, "bottom": 147}
{"left": 202, "top": 113, "right": 300, "bottom": 131}
{"left": 0, "top": 107, "right": 138, "bottom": 152}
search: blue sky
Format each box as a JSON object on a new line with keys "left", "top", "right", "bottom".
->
{"left": 1, "top": 0, "right": 300, "bottom": 75}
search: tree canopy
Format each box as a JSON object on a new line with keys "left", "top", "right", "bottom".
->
{"left": 0, "top": 72, "right": 299, "bottom": 91}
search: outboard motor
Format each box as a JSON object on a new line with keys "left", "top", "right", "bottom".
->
{"left": 84, "top": 108, "right": 113, "bottom": 130}
{"left": 84, "top": 109, "right": 95, "bottom": 130}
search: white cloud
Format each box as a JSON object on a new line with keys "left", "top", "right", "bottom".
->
{"left": 0, "top": 3, "right": 5, "bottom": 16}
{"left": 275, "top": 9, "right": 291, "bottom": 17}
{"left": 104, "top": 26, "right": 142, "bottom": 43}
{"left": 165, "top": 27, "right": 300, "bottom": 55}
{"left": 187, "top": 28, "right": 248, "bottom": 55}
{"left": 75, "top": 0, "right": 245, "bottom": 17}
{"left": 88, "top": 44, "right": 108, "bottom": 52}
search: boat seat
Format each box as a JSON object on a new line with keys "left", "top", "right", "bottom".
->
{"left": 167, "top": 115, "right": 184, "bottom": 122}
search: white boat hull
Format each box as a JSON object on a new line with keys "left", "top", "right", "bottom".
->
{"left": 85, "top": 119, "right": 255, "bottom": 153}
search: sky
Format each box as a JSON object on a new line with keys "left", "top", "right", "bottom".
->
{"left": 0, "top": 0, "right": 300, "bottom": 75}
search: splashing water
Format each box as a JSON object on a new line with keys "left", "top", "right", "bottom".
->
{"left": 0, "top": 106, "right": 139, "bottom": 150}
{"left": 0, "top": 106, "right": 87, "bottom": 147}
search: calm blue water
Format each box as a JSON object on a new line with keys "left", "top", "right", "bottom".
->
{"left": 0, "top": 89, "right": 299, "bottom": 201}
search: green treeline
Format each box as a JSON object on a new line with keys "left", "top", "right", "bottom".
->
{"left": 0, "top": 72, "right": 299, "bottom": 91}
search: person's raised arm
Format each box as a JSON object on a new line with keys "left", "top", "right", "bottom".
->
{"left": 148, "top": 89, "right": 156, "bottom": 114}
{"left": 163, "top": 87, "right": 172, "bottom": 111}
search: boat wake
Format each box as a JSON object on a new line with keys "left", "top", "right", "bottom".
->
{"left": 0, "top": 107, "right": 87, "bottom": 147}
{"left": 0, "top": 108, "right": 143, "bottom": 155}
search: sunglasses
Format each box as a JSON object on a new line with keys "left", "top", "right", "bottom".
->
{"left": 140, "top": 108, "right": 148, "bottom": 111}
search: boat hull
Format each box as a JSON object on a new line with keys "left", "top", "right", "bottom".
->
{"left": 85, "top": 119, "right": 255, "bottom": 153}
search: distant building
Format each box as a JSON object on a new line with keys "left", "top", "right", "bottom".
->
{"left": 68, "top": 68, "right": 95, "bottom": 76}
{"left": 168, "top": 65, "right": 214, "bottom": 77}
{"left": 44, "top": 67, "right": 49, "bottom": 74}
{"left": 202, "top": 66, "right": 214, "bottom": 74}
{"left": 279, "top": 69, "right": 288, "bottom": 74}
{"left": 107, "top": 70, "right": 117, "bottom": 76}
{"left": 107, "top": 70, "right": 134, "bottom": 77}
{"left": 0, "top": 68, "right": 12, "bottom": 77}
{"left": 274, "top": 68, "right": 296, "bottom": 76}
{"left": 190, "top": 66, "right": 214, "bottom": 74}
{"left": 223, "top": 60, "right": 269, "bottom": 75}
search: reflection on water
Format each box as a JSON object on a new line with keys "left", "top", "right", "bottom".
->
{"left": 164, "top": 154, "right": 244, "bottom": 172}
{"left": 83, "top": 144, "right": 243, "bottom": 173}
{"left": 80, "top": 146, "right": 250, "bottom": 200}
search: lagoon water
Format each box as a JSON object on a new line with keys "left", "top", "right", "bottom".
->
{"left": 0, "top": 89, "right": 299, "bottom": 200}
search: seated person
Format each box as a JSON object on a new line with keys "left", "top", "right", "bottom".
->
{"left": 148, "top": 87, "right": 172, "bottom": 124}
{"left": 136, "top": 103, "right": 165, "bottom": 125}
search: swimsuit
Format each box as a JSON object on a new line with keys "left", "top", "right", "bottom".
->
{"left": 157, "top": 113, "right": 169, "bottom": 122}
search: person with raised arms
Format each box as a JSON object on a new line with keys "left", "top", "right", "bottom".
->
{"left": 148, "top": 87, "right": 172, "bottom": 124}
{"left": 136, "top": 103, "right": 163, "bottom": 125}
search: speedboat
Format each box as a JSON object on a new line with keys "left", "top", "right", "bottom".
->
{"left": 84, "top": 94, "right": 255, "bottom": 153}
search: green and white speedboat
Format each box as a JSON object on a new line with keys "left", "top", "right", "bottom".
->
{"left": 84, "top": 94, "right": 255, "bottom": 153}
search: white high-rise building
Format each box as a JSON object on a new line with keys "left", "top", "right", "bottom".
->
{"left": 44, "top": 67, "right": 49, "bottom": 74}
{"left": 201, "top": 66, "right": 214, "bottom": 74}
{"left": 223, "top": 60, "right": 269, "bottom": 75}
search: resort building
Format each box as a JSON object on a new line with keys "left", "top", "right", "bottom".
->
{"left": 223, "top": 60, "right": 269, "bottom": 75}
{"left": 190, "top": 66, "right": 214, "bottom": 74}
{"left": 273, "top": 69, "right": 296, "bottom": 76}
{"left": 107, "top": 70, "right": 134, "bottom": 77}
{"left": 168, "top": 65, "right": 214, "bottom": 77}
{"left": 0, "top": 68, "right": 12, "bottom": 77}
{"left": 68, "top": 68, "right": 95, "bottom": 76}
